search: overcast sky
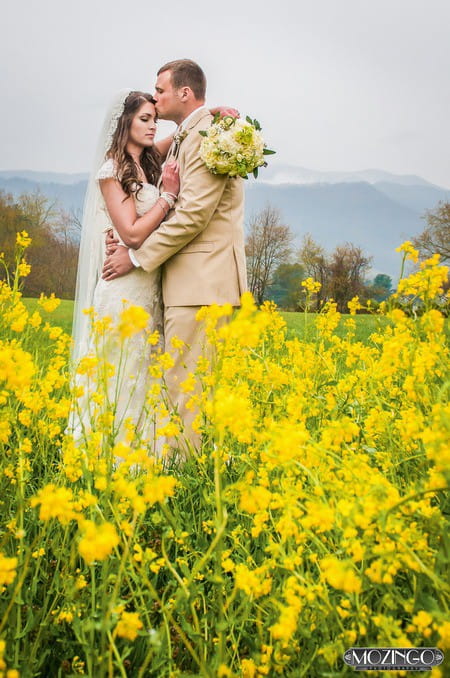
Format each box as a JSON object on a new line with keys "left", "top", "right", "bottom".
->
{"left": 2, "top": 0, "right": 449, "bottom": 187}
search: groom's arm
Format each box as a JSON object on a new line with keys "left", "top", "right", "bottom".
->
{"left": 132, "top": 134, "right": 227, "bottom": 272}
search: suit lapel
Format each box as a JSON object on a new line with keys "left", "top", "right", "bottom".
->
{"left": 158, "top": 109, "right": 211, "bottom": 188}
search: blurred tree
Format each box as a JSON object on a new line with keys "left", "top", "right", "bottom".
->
{"left": 267, "top": 262, "right": 305, "bottom": 309}
{"left": 328, "top": 243, "right": 372, "bottom": 312}
{"left": 297, "top": 234, "right": 372, "bottom": 312}
{"left": 246, "top": 204, "right": 293, "bottom": 305}
{"left": 297, "top": 234, "right": 328, "bottom": 310}
{"left": 367, "top": 273, "right": 393, "bottom": 302}
{"left": 412, "top": 201, "right": 450, "bottom": 262}
{"left": 0, "top": 191, "right": 28, "bottom": 264}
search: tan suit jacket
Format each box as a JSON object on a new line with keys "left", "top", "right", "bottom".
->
{"left": 134, "top": 108, "right": 247, "bottom": 307}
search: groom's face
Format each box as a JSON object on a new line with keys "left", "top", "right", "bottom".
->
{"left": 153, "top": 70, "right": 183, "bottom": 122}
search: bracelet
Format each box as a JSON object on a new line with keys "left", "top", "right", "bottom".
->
{"left": 160, "top": 191, "right": 177, "bottom": 209}
{"left": 156, "top": 199, "right": 169, "bottom": 216}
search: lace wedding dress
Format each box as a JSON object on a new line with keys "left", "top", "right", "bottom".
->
{"left": 69, "top": 158, "right": 164, "bottom": 450}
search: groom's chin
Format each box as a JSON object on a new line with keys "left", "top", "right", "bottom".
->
{"left": 156, "top": 109, "right": 172, "bottom": 122}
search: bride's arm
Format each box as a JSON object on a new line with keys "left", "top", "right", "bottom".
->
{"left": 154, "top": 107, "right": 239, "bottom": 159}
{"left": 100, "top": 162, "right": 179, "bottom": 249}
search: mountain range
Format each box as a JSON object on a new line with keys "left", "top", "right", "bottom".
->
{"left": 1, "top": 165, "right": 448, "bottom": 279}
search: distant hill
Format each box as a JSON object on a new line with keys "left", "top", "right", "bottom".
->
{"left": 372, "top": 182, "right": 448, "bottom": 214}
{"left": 1, "top": 167, "right": 448, "bottom": 279}
{"left": 0, "top": 174, "right": 87, "bottom": 216}
{"left": 260, "top": 163, "right": 445, "bottom": 189}
{"left": 0, "top": 170, "right": 89, "bottom": 185}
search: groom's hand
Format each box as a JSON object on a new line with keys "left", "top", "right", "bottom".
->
{"left": 102, "top": 246, "right": 134, "bottom": 280}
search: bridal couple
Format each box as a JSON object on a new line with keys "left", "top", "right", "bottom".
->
{"left": 71, "top": 59, "right": 247, "bottom": 455}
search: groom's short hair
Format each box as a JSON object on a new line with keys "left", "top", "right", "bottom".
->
{"left": 158, "top": 59, "right": 206, "bottom": 100}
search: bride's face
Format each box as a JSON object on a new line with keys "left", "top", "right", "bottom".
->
{"left": 128, "top": 102, "right": 157, "bottom": 149}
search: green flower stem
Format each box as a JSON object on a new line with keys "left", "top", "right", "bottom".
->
{"left": 106, "top": 630, "right": 127, "bottom": 678}
{"left": 137, "top": 567, "right": 208, "bottom": 675}
{"left": 213, "top": 437, "right": 226, "bottom": 667}
{"left": 87, "top": 563, "right": 96, "bottom": 676}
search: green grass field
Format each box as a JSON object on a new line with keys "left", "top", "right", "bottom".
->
{"left": 23, "top": 298, "right": 390, "bottom": 343}
{"left": 281, "top": 311, "right": 389, "bottom": 343}
{"left": 23, "top": 297, "right": 75, "bottom": 335}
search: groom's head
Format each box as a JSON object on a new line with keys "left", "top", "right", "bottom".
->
{"left": 154, "top": 59, "right": 206, "bottom": 124}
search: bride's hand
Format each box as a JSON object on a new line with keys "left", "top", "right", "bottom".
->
{"left": 161, "top": 160, "right": 180, "bottom": 197}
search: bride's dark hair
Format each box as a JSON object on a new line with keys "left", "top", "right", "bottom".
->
{"left": 107, "top": 91, "right": 161, "bottom": 199}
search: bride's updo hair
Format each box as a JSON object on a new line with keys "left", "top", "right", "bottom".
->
{"left": 107, "top": 91, "right": 161, "bottom": 199}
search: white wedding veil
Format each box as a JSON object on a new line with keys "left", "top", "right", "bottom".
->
{"left": 71, "top": 89, "right": 132, "bottom": 364}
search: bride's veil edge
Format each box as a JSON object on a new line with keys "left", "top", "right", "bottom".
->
{"left": 71, "top": 89, "right": 131, "bottom": 365}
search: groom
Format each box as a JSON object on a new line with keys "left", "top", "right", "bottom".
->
{"left": 102, "top": 59, "right": 247, "bottom": 450}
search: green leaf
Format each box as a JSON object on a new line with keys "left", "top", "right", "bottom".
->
{"left": 198, "top": 130, "right": 207, "bottom": 137}
{"left": 263, "top": 148, "right": 276, "bottom": 155}
{"left": 246, "top": 115, "right": 253, "bottom": 124}
{"left": 253, "top": 167, "right": 259, "bottom": 179}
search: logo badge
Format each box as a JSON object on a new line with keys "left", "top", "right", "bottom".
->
{"left": 343, "top": 647, "right": 444, "bottom": 671}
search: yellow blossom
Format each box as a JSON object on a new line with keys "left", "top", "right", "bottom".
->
{"left": 321, "top": 556, "right": 362, "bottom": 593}
{"left": 396, "top": 240, "right": 419, "bottom": 262}
{"left": 118, "top": 305, "right": 150, "bottom": 339}
{"left": 17, "top": 259, "right": 31, "bottom": 277}
{"left": 115, "top": 611, "right": 143, "bottom": 641}
{"left": 234, "top": 564, "right": 272, "bottom": 598}
{"left": 347, "top": 296, "right": 362, "bottom": 315}
{"left": 412, "top": 610, "right": 433, "bottom": 631}
{"left": 31, "top": 484, "right": 79, "bottom": 524}
{"left": 301, "top": 277, "right": 322, "bottom": 294}
{"left": 78, "top": 520, "right": 120, "bottom": 565}
{"left": 0, "top": 553, "right": 18, "bottom": 586}
{"left": 16, "top": 230, "right": 31, "bottom": 248}
{"left": 437, "top": 620, "right": 450, "bottom": 649}
{"left": 38, "top": 292, "right": 61, "bottom": 313}
{"left": 147, "top": 329, "right": 160, "bottom": 345}
{"left": 32, "top": 548, "right": 45, "bottom": 559}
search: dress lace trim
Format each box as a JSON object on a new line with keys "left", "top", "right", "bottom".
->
{"left": 96, "top": 158, "right": 118, "bottom": 181}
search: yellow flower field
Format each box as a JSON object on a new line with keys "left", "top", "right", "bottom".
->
{"left": 0, "top": 233, "right": 448, "bottom": 677}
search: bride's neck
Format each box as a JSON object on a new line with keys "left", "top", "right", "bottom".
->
{"left": 126, "top": 142, "right": 143, "bottom": 165}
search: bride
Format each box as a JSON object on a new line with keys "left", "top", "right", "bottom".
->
{"left": 70, "top": 89, "right": 180, "bottom": 450}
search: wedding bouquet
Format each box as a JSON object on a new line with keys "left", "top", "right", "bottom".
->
{"left": 199, "top": 114, "right": 275, "bottom": 179}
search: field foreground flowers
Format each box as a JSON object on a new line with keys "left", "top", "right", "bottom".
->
{"left": 0, "top": 235, "right": 449, "bottom": 677}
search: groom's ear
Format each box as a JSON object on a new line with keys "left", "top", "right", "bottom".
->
{"left": 179, "top": 87, "right": 190, "bottom": 101}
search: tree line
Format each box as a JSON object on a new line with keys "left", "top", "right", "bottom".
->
{"left": 0, "top": 190, "right": 80, "bottom": 298}
{"left": 0, "top": 189, "right": 448, "bottom": 310}
{"left": 246, "top": 203, "right": 450, "bottom": 312}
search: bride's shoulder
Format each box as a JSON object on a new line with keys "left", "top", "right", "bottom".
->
{"left": 96, "top": 157, "right": 119, "bottom": 181}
